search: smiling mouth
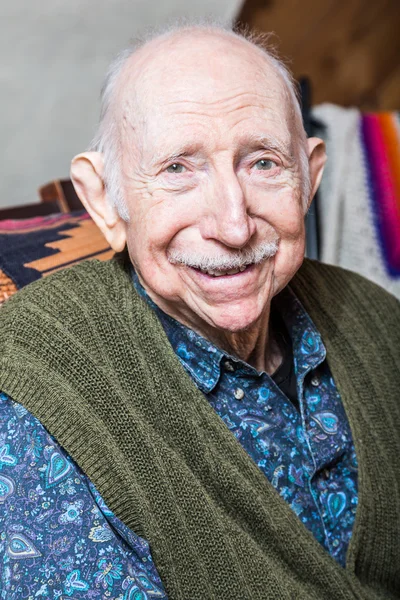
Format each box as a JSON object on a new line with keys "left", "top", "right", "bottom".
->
{"left": 191, "top": 264, "right": 253, "bottom": 277}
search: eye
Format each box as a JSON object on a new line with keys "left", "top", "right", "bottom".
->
{"left": 166, "top": 163, "right": 186, "bottom": 174}
{"left": 253, "top": 159, "right": 277, "bottom": 171}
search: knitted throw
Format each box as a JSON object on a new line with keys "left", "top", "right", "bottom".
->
{"left": 1, "top": 254, "right": 399, "bottom": 599}
{"left": 311, "top": 104, "right": 400, "bottom": 299}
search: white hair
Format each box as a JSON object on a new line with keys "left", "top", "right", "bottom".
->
{"left": 90, "top": 20, "right": 310, "bottom": 222}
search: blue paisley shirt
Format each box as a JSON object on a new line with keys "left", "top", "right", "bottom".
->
{"left": 0, "top": 278, "right": 358, "bottom": 599}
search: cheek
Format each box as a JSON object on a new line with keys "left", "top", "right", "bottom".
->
{"left": 273, "top": 190, "right": 304, "bottom": 233}
{"left": 124, "top": 190, "right": 203, "bottom": 296}
{"left": 126, "top": 192, "right": 194, "bottom": 253}
{"left": 251, "top": 184, "right": 305, "bottom": 237}
{"left": 272, "top": 233, "right": 306, "bottom": 296}
{"left": 250, "top": 187, "right": 306, "bottom": 293}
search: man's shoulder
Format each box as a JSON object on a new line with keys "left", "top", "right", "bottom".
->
{"left": 0, "top": 253, "right": 130, "bottom": 320}
{"left": 0, "top": 254, "right": 140, "bottom": 370}
{"left": 296, "top": 258, "right": 399, "bottom": 305}
{"left": 292, "top": 259, "right": 399, "bottom": 339}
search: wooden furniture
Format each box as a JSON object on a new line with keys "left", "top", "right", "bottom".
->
{"left": 0, "top": 201, "right": 62, "bottom": 220}
{"left": 0, "top": 179, "right": 83, "bottom": 221}
{"left": 38, "top": 179, "right": 83, "bottom": 213}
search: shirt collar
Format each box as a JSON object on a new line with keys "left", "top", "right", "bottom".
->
{"left": 276, "top": 285, "right": 327, "bottom": 378}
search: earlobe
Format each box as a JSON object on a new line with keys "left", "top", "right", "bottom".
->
{"left": 70, "top": 152, "right": 127, "bottom": 253}
{"left": 305, "top": 137, "right": 327, "bottom": 210}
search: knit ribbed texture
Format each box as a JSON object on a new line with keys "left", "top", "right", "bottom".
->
{"left": 1, "top": 254, "right": 399, "bottom": 600}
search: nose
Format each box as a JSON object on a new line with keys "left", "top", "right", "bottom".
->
{"left": 200, "top": 166, "right": 256, "bottom": 249}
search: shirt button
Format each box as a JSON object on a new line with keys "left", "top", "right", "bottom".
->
{"left": 310, "top": 375, "right": 320, "bottom": 387}
{"left": 234, "top": 387, "right": 245, "bottom": 400}
{"left": 224, "top": 360, "right": 235, "bottom": 372}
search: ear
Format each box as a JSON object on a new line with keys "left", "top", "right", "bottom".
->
{"left": 70, "top": 152, "right": 127, "bottom": 252}
{"left": 305, "top": 137, "right": 327, "bottom": 211}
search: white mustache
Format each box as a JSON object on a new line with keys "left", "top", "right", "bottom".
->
{"left": 168, "top": 240, "right": 279, "bottom": 271}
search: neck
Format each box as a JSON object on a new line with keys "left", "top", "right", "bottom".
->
{"left": 205, "top": 306, "right": 283, "bottom": 374}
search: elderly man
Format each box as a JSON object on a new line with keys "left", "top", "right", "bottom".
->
{"left": 0, "top": 24, "right": 399, "bottom": 600}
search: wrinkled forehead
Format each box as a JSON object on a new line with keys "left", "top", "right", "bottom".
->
{"left": 116, "top": 33, "right": 294, "bottom": 151}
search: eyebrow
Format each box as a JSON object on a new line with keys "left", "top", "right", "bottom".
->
{"left": 238, "top": 133, "right": 295, "bottom": 163}
{"left": 152, "top": 143, "right": 204, "bottom": 168}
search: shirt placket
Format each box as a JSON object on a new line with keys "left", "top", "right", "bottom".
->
{"left": 301, "top": 360, "right": 358, "bottom": 564}
{"left": 295, "top": 357, "right": 334, "bottom": 554}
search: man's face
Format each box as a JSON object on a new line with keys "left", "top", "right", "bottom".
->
{"left": 119, "top": 35, "right": 307, "bottom": 334}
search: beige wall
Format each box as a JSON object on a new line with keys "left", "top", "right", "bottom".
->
{"left": 1, "top": 0, "right": 242, "bottom": 208}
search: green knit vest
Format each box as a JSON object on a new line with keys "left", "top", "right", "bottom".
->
{"left": 1, "top": 254, "right": 399, "bottom": 599}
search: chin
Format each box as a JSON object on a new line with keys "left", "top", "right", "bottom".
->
{"left": 208, "top": 302, "right": 264, "bottom": 334}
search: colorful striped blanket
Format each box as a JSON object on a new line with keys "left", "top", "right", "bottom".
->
{"left": 362, "top": 113, "right": 400, "bottom": 277}
{"left": 312, "top": 104, "right": 400, "bottom": 298}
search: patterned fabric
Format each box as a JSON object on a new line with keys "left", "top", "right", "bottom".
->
{"left": 0, "top": 270, "right": 17, "bottom": 304}
{"left": 133, "top": 272, "right": 358, "bottom": 566}
{"left": 0, "top": 210, "right": 113, "bottom": 304}
{"left": 0, "top": 392, "right": 166, "bottom": 600}
{"left": 312, "top": 104, "right": 400, "bottom": 298}
{"left": 361, "top": 112, "right": 400, "bottom": 276}
{"left": 0, "top": 274, "right": 358, "bottom": 598}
